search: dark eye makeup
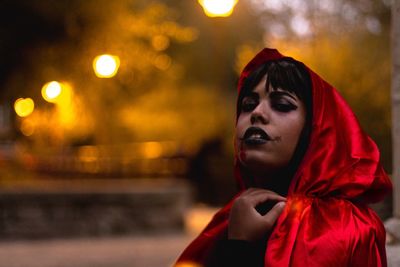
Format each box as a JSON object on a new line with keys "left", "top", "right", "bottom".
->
{"left": 241, "top": 93, "right": 259, "bottom": 112}
{"left": 269, "top": 91, "right": 298, "bottom": 112}
{"left": 240, "top": 90, "right": 298, "bottom": 113}
{"left": 271, "top": 101, "right": 298, "bottom": 112}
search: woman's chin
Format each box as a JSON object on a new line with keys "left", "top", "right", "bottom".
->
{"left": 239, "top": 157, "right": 281, "bottom": 176}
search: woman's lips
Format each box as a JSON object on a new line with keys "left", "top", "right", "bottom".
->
{"left": 242, "top": 126, "right": 272, "bottom": 145}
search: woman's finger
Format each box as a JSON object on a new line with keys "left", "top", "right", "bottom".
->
{"left": 245, "top": 191, "right": 287, "bottom": 206}
{"left": 241, "top": 188, "right": 286, "bottom": 200}
{"left": 247, "top": 189, "right": 287, "bottom": 201}
{"left": 262, "top": 201, "right": 286, "bottom": 226}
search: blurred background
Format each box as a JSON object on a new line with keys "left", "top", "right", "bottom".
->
{"left": 0, "top": 0, "right": 393, "bottom": 266}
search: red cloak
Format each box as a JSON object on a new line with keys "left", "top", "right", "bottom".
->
{"left": 176, "top": 48, "right": 392, "bottom": 266}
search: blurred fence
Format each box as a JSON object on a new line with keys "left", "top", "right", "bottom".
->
{"left": 0, "top": 142, "right": 193, "bottom": 239}
{"left": 14, "top": 141, "right": 189, "bottom": 178}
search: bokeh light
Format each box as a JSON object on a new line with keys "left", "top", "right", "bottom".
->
{"left": 175, "top": 261, "right": 203, "bottom": 267}
{"left": 41, "top": 81, "right": 73, "bottom": 106}
{"left": 151, "top": 34, "right": 170, "bottom": 51}
{"left": 20, "top": 119, "right": 35, "bottom": 136}
{"left": 198, "top": 0, "right": 238, "bottom": 17}
{"left": 93, "top": 54, "right": 120, "bottom": 78}
{"left": 42, "top": 81, "right": 62, "bottom": 103}
{"left": 14, "top": 98, "right": 35, "bottom": 117}
{"left": 153, "top": 54, "right": 172, "bottom": 70}
{"left": 142, "top": 142, "right": 163, "bottom": 159}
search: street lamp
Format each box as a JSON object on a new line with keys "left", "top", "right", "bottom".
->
{"left": 198, "top": 0, "right": 238, "bottom": 90}
{"left": 198, "top": 0, "right": 238, "bottom": 17}
{"left": 93, "top": 54, "right": 120, "bottom": 78}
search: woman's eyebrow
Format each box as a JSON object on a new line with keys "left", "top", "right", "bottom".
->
{"left": 243, "top": 91, "right": 259, "bottom": 98}
{"left": 269, "top": 91, "right": 297, "bottom": 101}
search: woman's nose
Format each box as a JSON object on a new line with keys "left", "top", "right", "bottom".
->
{"left": 250, "top": 102, "right": 269, "bottom": 124}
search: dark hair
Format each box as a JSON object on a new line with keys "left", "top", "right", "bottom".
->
{"left": 237, "top": 58, "right": 313, "bottom": 194}
{"left": 237, "top": 58, "right": 312, "bottom": 121}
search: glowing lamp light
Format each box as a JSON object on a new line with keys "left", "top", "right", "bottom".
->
{"left": 142, "top": 142, "right": 163, "bottom": 159}
{"left": 198, "top": 0, "right": 238, "bottom": 17}
{"left": 20, "top": 119, "right": 35, "bottom": 136}
{"left": 42, "top": 81, "right": 62, "bottom": 103}
{"left": 93, "top": 54, "right": 120, "bottom": 78}
{"left": 14, "top": 98, "right": 35, "bottom": 117}
{"left": 175, "top": 262, "right": 202, "bottom": 267}
{"left": 152, "top": 35, "right": 170, "bottom": 51}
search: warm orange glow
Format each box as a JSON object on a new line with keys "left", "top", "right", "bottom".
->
{"left": 93, "top": 54, "right": 120, "bottom": 78}
{"left": 184, "top": 205, "right": 219, "bottom": 236}
{"left": 77, "top": 146, "right": 99, "bottom": 163}
{"left": 42, "top": 81, "right": 73, "bottom": 107}
{"left": 198, "top": 0, "right": 238, "bottom": 17}
{"left": 151, "top": 34, "right": 170, "bottom": 51}
{"left": 175, "top": 261, "right": 203, "bottom": 267}
{"left": 14, "top": 98, "right": 34, "bottom": 117}
{"left": 153, "top": 54, "right": 171, "bottom": 70}
{"left": 142, "top": 142, "right": 163, "bottom": 158}
{"left": 20, "top": 119, "right": 35, "bottom": 136}
{"left": 42, "top": 81, "right": 62, "bottom": 103}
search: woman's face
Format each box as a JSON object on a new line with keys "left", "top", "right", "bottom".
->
{"left": 236, "top": 74, "right": 306, "bottom": 177}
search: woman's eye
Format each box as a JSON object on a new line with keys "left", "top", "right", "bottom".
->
{"left": 272, "top": 101, "right": 297, "bottom": 112}
{"left": 241, "top": 98, "right": 258, "bottom": 112}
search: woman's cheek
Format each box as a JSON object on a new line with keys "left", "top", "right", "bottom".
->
{"left": 239, "top": 141, "right": 246, "bottom": 162}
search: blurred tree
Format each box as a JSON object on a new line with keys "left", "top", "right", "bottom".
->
{"left": 0, "top": 0, "right": 266, "bottom": 152}
{"left": 1, "top": 1, "right": 219, "bottom": 149}
{"left": 0, "top": 0, "right": 265, "bottom": 205}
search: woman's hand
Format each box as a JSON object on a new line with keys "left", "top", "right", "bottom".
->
{"left": 228, "top": 188, "right": 286, "bottom": 241}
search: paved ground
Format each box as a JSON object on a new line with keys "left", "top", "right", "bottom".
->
{"left": 0, "top": 235, "right": 399, "bottom": 267}
{"left": 0, "top": 204, "right": 399, "bottom": 267}
{"left": 0, "top": 234, "right": 193, "bottom": 267}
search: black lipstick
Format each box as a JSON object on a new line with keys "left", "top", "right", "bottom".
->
{"left": 242, "top": 126, "right": 272, "bottom": 145}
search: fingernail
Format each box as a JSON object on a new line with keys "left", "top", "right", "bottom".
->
{"left": 278, "top": 202, "right": 286, "bottom": 208}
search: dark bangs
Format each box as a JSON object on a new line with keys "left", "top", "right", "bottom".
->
{"left": 237, "top": 58, "right": 312, "bottom": 118}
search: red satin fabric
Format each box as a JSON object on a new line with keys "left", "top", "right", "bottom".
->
{"left": 176, "top": 48, "right": 392, "bottom": 266}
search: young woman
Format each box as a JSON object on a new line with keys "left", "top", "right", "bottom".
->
{"left": 175, "top": 48, "right": 392, "bottom": 266}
